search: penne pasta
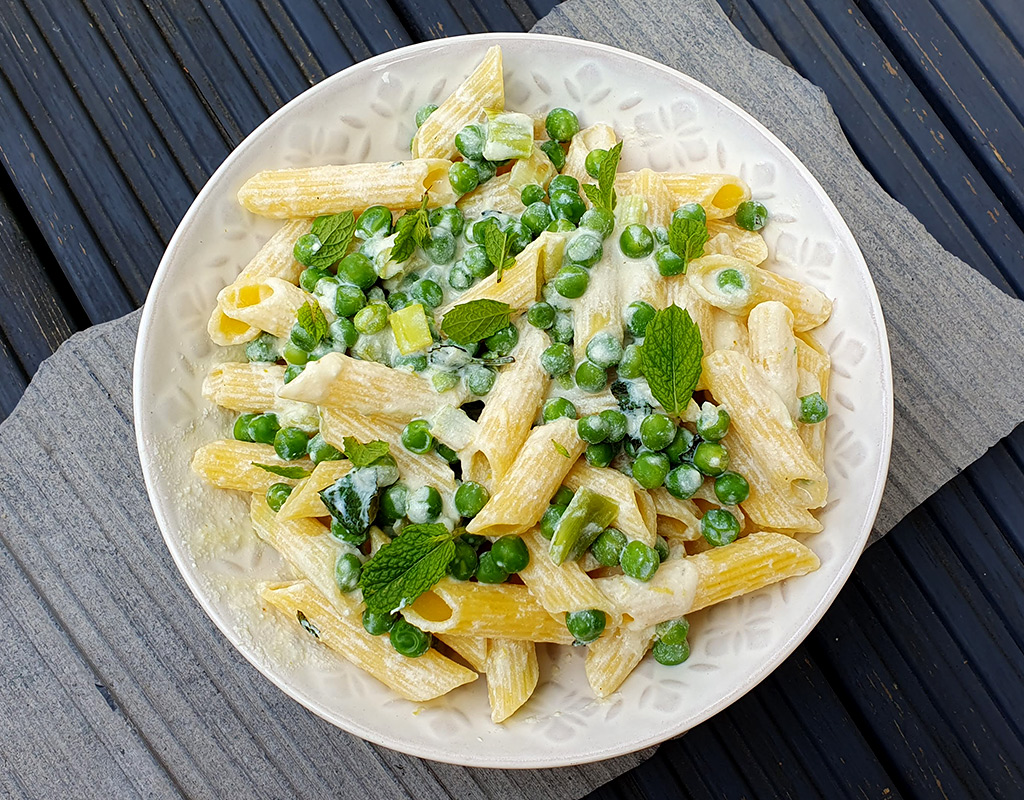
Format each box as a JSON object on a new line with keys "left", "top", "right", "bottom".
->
{"left": 218, "top": 277, "right": 312, "bottom": 339}
{"left": 563, "top": 462, "right": 657, "bottom": 545}
{"left": 748, "top": 301, "right": 799, "bottom": 419}
{"left": 486, "top": 639, "right": 539, "bottom": 723}
{"left": 191, "top": 440, "right": 311, "bottom": 494}
{"left": 517, "top": 527, "right": 617, "bottom": 617}
{"left": 277, "top": 460, "right": 353, "bottom": 520}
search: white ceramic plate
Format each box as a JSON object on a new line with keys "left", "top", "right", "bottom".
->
{"left": 134, "top": 33, "right": 893, "bottom": 768}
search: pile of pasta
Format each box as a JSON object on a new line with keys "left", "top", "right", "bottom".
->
{"left": 192, "top": 45, "right": 830, "bottom": 724}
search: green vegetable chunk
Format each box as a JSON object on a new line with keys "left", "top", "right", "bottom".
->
{"left": 389, "top": 618, "right": 432, "bottom": 657}
{"left": 265, "top": 483, "right": 292, "bottom": 513}
{"left": 701, "top": 508, "right": 740, "bottom": 547}
{"left": 548, "top": 487, "right": 619, "bottom": 564}
{"left": 799, "top": 392, "right": 829, "bottom": 424}
{"left": 483, "top": 111, "right": 534, "bottom": 161}
{"left": 565, "top": 609, "right": 606, "bottom": 645}
{"left": 320, "top": 467, "right": 380, "bottom": 542}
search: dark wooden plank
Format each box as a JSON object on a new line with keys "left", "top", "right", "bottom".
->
{"left": 981, "top": 0, "right": 1024, "bottom": 58}
{"left": 0, "top": 332, "right": 28, "bottom": 420}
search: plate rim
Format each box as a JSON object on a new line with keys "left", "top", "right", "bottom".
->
{"left": 133, "top": 31, "right": 894, "bottom": 768}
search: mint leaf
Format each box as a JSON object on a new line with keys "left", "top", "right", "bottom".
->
{"left": 296, "top": 300, "right": 328, "bottom": 345}
{"left": 319, "top": 468, "right": 379, "bottom": 540}
{"left": 640, "top": 305, "right": 703, "bottom": 414}
{"left": 581, "top": 183, "right": 603, "bottom": 208}
{"left": 479, "top": 219, "right": 515, "bottom": 282}
{"left": 251, "top": 462, "right": 313, "bottom": 479}
{"left": 596, "top": 140, "right": 622, "bottom": 211}
{"left": 389, "top": 194, "right": 430, "bottom": 263}
{"left": 308, "top": 211, "right": 356, "bottom": 269}
{"left": 296, "top": 610, "right": 321, "bottom": 639}
{"left": 552, "top": 440, "right": 570, "bottom": 458}
{"left": 667, "top": 215, "right": 709, "bottom": 271}
{"left": 359, "top": 523, "right": 456, "bottom": 615}
{"left": 342, "top": 437, "right": 391, "bottom": 468}
{"left": 441, "top": 299, "right": 513, "bottom": 344}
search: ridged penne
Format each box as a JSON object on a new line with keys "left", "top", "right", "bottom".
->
{"left": 191, "top": 440, "right": 311, "bottom": 493}
{"left": 277, "top": 460, "right": 353, "bottom": 520}
{"left": 517, "top": 528, "right": 616, "bottom": 617}
{"left": 748, "top": 301, "right": 799, "bottom": 418}
{"left": 796, "top": 334, "right": 831, "bottom": 468}
{"left": 218, "top": 277, "right": 313, "bottom": 339}
{"left": 436, "top": 634, "right": 489, "bottom": 672}
{"left": 202, "top": 362, "right": 319, "bottom": 429}
{"left": 563, "top": 462, "right": 657, "bottom": 545}
{"left": 585, "top": 626, "right": 654, "bottom": 699}
{"left": 486, "top": 639, "right": 538, "bottom": 723}
{"left": 705, "top": 220, "right": 768, "bottom": 265}
{"left": 573, "top": 257, "right": 623, "bottom": 362}
{"left": 456, "top": 172, "right": 525, "bottom": 217}
{"left": 632, "top": 173, "right": 751, "bottom": 219}
{"left": 563, "top": 123, "right": 618, "bottom": 186}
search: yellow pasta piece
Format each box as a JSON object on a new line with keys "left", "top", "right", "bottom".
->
{"left": 563, "top": 462, "right": 657, "bottom": 546}
{"left": 796, "top": 334, "right": 831, "bottom": 468}
{"left": 277, "top": 460, "right": 353, "bottom": 520}
{"left": 657, "top": 515, "right": 701, "bottom": 543}
{"left": 573, "top": 256, "right": 623, "bottom": 362}
{"left": 217, "top": 277, "right": 312, "bottom": 339}
{"left": 709, "top": 306, "right": 749, "bottom": 353}
{"left": 650, "top": 488, "right": 703, "bottom": 529}
{"left": 403, "top": 579, "right": 574, "bottom": 644}
{"left": 624, "top": 169, "right": 677, "bottom": 228}
{"left": 595, "top": 558, "right": 699, "bottom": 630}
{"left": 208, "top": 218, "right": 311, "bottom": 346}
{"left": 237, "top": 159, "right": 451, "bottom": 218}
{"left": 262, "top": 581, "right": 477, "bottom": 702}
{"left": 689, "top": 254, "right": 831, "bottom": 331}
{"left": 748, "top": 301, "right": 799, "bottom": 418}
{"left": 486, "top": 639, "right": 539, "bottom": 723}
{"left": 705, "top": 220, "right": 768, "bottom": 264}
{"left": 585, "top": 626, "right": 654, "bottom": 699}
{"left": 437, "top": 230, "right": 567, "bottom": 315}
{"left": 437, "top": 634, "right": 489, "bottom": 672}
{"left": 517, "top": 528, "right": 616, "bottom": 617}
{"left": 688, "top": 531, "right": 820, "bottom": 612}
{"left": 648, "top": 173, "right": 750, "bottom": 219}
{"left": 466, "top": 416, "right": 585, "bottom": 537}
{"left": 191, "top": 440, "right": 311, "bottom": 493}
{"left": 456, "top": 172, "right": 525, "bottom": 217}
{"left": 202, "top": 362, "right": 319, "bottom": 430}
{"left": 412, "top": 45, "right": 503, "bottom": 160}
{"left": 562, "top": 123, "right": 618, "bottom": 185}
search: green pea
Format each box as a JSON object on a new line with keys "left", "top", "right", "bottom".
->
{"left": 334, "top": 553, "right": 362, "bottom": 593}
{"left": 406, "top": 485, "right": 443, "bottom": 524}
{"left": 549, "top": 174, "right": 581, "bottom": 195}
{"left": 545, "top": 108, "right": 580, "bottom": 142}
{"left": 527, "top": 301, "right": 555, "bottom": 330}
{"left": 475, "top": 551, "right": 509, "bottom": 584}
{"left": 265, "top": 482, "right": 292, "bottom": 512}
{"left": 584, "top": 148, "right": 607, "bottom": 179}
{"left": 447, "top": 540, "right": 478, "bottom": 580}
{"left": 411, "top": 279, "right": 444, "bottom": 310}
{"left": 696, "top": 403, "right": 730, "bottom": 440}
{"left": 546, "top": 218, "right": 576, "bottom": 233}
{"left": 336, "top": 253, "right": 376, "bottom": 289}
{"left": 620, "top": 540, "right": 660, "bottom": 581}
{"left": 401, "top": 419, "right": 434, "bottom": 454}
{"left": 735, "top": 200, "right": 768, "bottom": 231}
{"left": 565, "top": 609, "right": 606, "bottom": 645}
{"left": 566, "top": 232, "right": 603, "bottom": 267}
{"left": 448, "top": 263, "right": 474, "bottom": 291}
{"left": 245, "top": 332, "right": 279, "bottom": 363}
{"left": 654, "top": 244, "right": 687, "bottom": 277}
{"left": 632, "top": 451, "right": 670, "bottom": 489}
{"left": 717, "top": 268, "right": 747, "bottom": 293}
{"left": 625, "top": 301, "right": 656, "bottom": 338}
{"left": 234, "top": 413, "right": 258, "bottom": 442}
{"left": 274, "top": 427, "right": 309, "bottom": 460}
{"left": 664, "top": 426, "right": 696, "bottom": 464}
{"left": 549, "top": 190, "right": 586, "bottom": 224}
{"left": 505, "top": 221, "right": 532, "bottom": 255}
{"left": 284, "top": 364, "right": 304, "bottom": 383}
{"left": 665, "top": 463, "right": 703, "bottom": 500}
{"left": 599, "top": 409, "right": 628, "bottom": 443}
{"left": 329, "top": 317, "right": 359, "bottom": 349}
{"left": 355, "top": 206, "right": 393, "bottom": 239}
{"left": 652, "top": 638, "right": 690, "bottom": 666}
{"left": 334, "top": 284, "right": 366, "bottom": 318}
{"left": 491, "top": 535, "right": 530, "bottom": 573}
{"left": 455, "top": 481, "right": 490, "bottom": 518}
{"left": 362, "top": 607, "right": 396, "bottom": 636}
{"left": 640, "top": 413, "right": 676, "bottom": 451}
{"left": 591, "top": 528, "right": 627, "bottom": 567}
{"left": 449, "top": 161, "right": 480, "bottom": 195}
{"left": 540, "top": 342, "right": 574, "bottom": 376}
{"left": 483, "top": 324, "right": 518, "bottom": 356}
{"left": 617, "top": 344, "right": 643, "bottom": 379}
{"left": 619, "top": 224, "right": 655, "bottom": 258}
{"left": 289, "top": 319, "right": 318, "bottom": 352}
{"left": 432, "top": 371, "right": 460, "bottom": 393}
{"left": 656, "top": 617, "right": 690, "bottom": 646}
{"left": 652, "top": 225, "right": 669, "bottom": 245}
{"left": 539, "top": 504, "right": 566, "bottom": 540}
{"left": 463, "top": 246, "right": 492, "bottom": 279}
{"left": 455, "top": 123, "right": 486, "bottom": 161}
{"left": 539, "top": 139, "right": 566, "bottom": 170}
{"left": 521, "top": 184, "right": 546, "bottom": 206}
{"left": 304, "top": 433, "right": 340, "bottom": 465}
{"left": 248, "top": 413, "right": 280, "bottom": 445}
{"left": 435, "top": 442, "right": 459, "bottom": 463}
{"left": 585, "top": 332, "right": 623, "bottom": 368}
{"left": 542, "top": 397, "right": 577, "bottom": 423}
{"left": 579, "top": 207, "right": 615, "bottom": 239}
{"left": 577, "top": 414, "right": 610, "bottom": 444}
{"left": 575, "top": 360, "right": 607, "bottom": 393}
{"left": 464, "top": 364, "right": 496, "bottom": 396}
{"left": 521, "top": 201, "right": 554, "bottom": 235}
{"left": 387, "top": 291, "right": 411, "bottom": 311}
{"left": 299, "top": 265, "right": 330, "bottom": 293}
{"left": 654, "top": 535, "right": 670, "bottom": 563}
{"left": 546, "top": 487, "right": 571, "bottom": 507}
{"left": 293, "top": 233, "right": 322, "bottom": 266}
{"left": 714, "top": 471, "right": 750, "bottom": 505}
{"left": 415, "top": 103, "right": 438, "bottom": 127}
{"left": 585, "top": 442, "right": 616, "bottom": 468}
{"left": 673, "top": 203, "right": 707, "bottom": 225}
{"left": 330, "top": 516, "right": 369, "bottom": 547}
{"left": 799, "top": 392, "right": 829, "bottom": 424}
{"left": 693, "top": 441, "right": 729, "bottom": 476}
{"left": 701, "top": 508, "right": 740, "bottom": 547}
{"left": 423, "top": 228, "right": 456, "bottom": 265}
{"left": 549, "top": 313, "right": 575, "bottom": 344}
{"left": 429, "top": 205, "right": 465, "bottom": 237}
{"left": 353, "top": 303, "right": 389, "bottom": 334}
{"left": 390, "top": 619, "right": 432, "bottom": 658}
{"left": 378, "top": 483, "right": 408, "bottom": 524}
{"left": 283, "top": 341, "right": 309, "bottom": 366}
{"left": 468, "top": 158, "right": 496, "bottom": 184}
{"left": 395, "top": 353, "right": 428, "bottom": 372}
{"left": 460, "top": 532, "right": 487, "bottom": 550}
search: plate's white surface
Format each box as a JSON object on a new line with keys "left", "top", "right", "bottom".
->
{"left": 134, "top": 33, "right": 893, "bottom": 768}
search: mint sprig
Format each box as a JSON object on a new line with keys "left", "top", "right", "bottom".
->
{"left": 296, "top": 300, "right": 328, "bottom": 345}
{"left": 441, "top": 299, "right": 512, "bottom": 344}
{"left": 390, "top": 194, "right": 430, "bottom": 263}
{"left": 640, "top": 304, "right": 703, "bottom": 414}
{"left": 359, "top": 523, "right": 456, "bottom": 615}
{"left": 342, "top": 437, "right": 390, "bottom": 468}
{"left": 307, "top": 211, "right": 356, "bottom": 269}
{"left": 251, "top": 462, "right": 313, "bottom": 479}
{"left": 581, "top": 140, "right": 622, "bottom": 212}
{"left": 667, "top": 213, "right": 709, "bottom": 272}
{"left": 480, "top": 218, "right": 516, "bottom": 282}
